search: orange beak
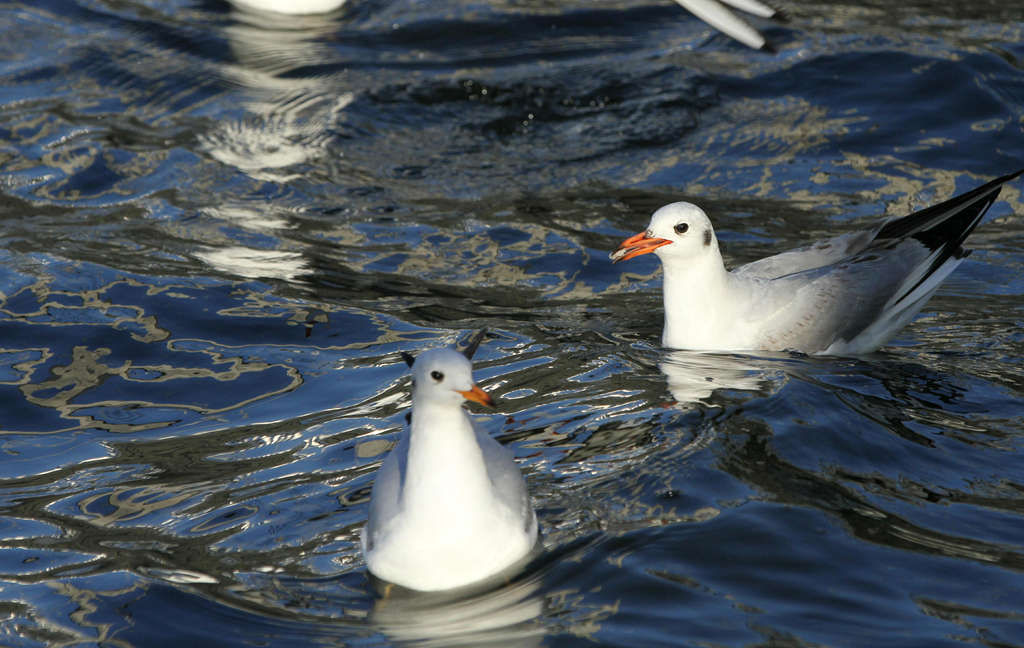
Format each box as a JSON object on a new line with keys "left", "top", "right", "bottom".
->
{"left": 610, "top": 231, "right": 672, "bottom": 263}
{"left": 458, "top": 383, "right": 494, "bottom": 407}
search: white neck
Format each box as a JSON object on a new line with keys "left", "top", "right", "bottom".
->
{"left": 401, "top": 400, "right": 494, "bottom": 518}
{"left": 660, "top": 249, "right": 739, "bottom": 350}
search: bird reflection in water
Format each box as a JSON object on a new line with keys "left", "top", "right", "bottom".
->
{"left": 368, "top": 565, "right": 545, "bottom": 648}
{"left": 658, "top": 349, "right": 785, "bottom": 405}
{"left": 201, "top": 4, "right": 353, "bottom": 183}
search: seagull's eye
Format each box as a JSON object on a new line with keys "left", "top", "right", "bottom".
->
{"left": 674, "top": 222, "right": 689, "bottom": 234}
{"left": 430, "top": 370, "right": 444, "bottom": 382}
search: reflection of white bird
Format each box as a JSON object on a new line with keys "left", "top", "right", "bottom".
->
{"left": 361, "top": 332, "right": 538, "bottom": 592}
{"left": 659, "top": 350, "right": 775, "bottom": 403}
{"left": 370, "top": 573, "right": 544, "bottom": 647}
{"left": 612, "top": 169, "right": 1023, "bottom": 354}
{"left": 194, "top": 245, "right": 307, "bottom": 282}
{"left": 674, "top": 0, "right": 781, "bottom": 50}
{"left": 200, "top": 6, "right": 353, "bottom": 182}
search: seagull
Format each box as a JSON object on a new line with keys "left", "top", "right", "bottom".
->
{"left": 226, "top": 0, "right": 779, "bottom": 50}
{"left": 674, "top": 0, "right": 783, "bottom": 51}
{"left": 611, "top": 169, "right": 1023, "bottom": 355}
{"left": 361, "top": 331, "right": 538, "bottom": 592}
{"left": 227, "top": 0, "right": 346, "bottom": 15}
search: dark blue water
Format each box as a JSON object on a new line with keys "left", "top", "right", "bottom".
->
{"left": 1, "top": 0, "right": 1023, "bottom": 645}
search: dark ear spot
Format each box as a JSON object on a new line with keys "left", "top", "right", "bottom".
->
{"left": 703, "top": 228, "right": 712, "bottom": 247}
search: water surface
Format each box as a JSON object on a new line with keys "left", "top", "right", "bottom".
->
{"left": 1, "top": 0, "right": 1023, "bottom": 645}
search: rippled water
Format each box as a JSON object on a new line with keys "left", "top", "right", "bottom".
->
{"left": 1, "top": 0, "right": 1024, "bottom": 645}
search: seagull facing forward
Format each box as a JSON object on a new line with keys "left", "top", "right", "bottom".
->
{"left": 361, "top": 332, "right": 537, "bottom": 592}
{"left": 611, "top": 169, "right": 1023, "bottom": 354}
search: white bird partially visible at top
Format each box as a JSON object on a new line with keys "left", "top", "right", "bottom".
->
{"left": 611, "top": 169, "right": 1023, "bottom": 355}
{"left": 224, "top": 0, "right": 780, "bottom": 51}
{"left": 674, "top": 0, "right": 783, "bottom": 50}
{"left": 228, "top": 0, "right": 346, "bottom": 15}
{"left": 361, "top": 331, "right": 538, "bottom": 592}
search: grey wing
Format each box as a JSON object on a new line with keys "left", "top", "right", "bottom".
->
{"left": 475, "top": 428, "right": 537, "bottom": 536}
{"left": 748, "top": 238, "right": 934, "bottom": 352}
{"left": 734, "top": 229, "right": 879, "bottom": 280}
{"left": 361, "top": 433, "right": 408, "bottom": 554}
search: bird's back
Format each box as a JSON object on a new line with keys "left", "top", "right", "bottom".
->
{"left": 727, "top": 170, "right": 1021, "bottom": 352}
{"left": 733, "top": 228, "right": 879, "bottom": 280}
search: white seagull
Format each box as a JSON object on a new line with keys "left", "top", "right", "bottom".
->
{"left": 361, "top": 332, "right": 538, "bottom": 592}
{"left": 225, "top": 0, "right": 779, "bottom": 50}
{"left": 611, "top": 169, "right": 1023, "bottom": 355}
{"left": 227, "top": 0, "right": 346, "bottom": 15}
{"left": 674, "top": 0, "right": 783, "bottom": 51}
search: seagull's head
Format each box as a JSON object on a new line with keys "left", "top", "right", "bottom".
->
{"left": 610, "top": 202, "right": 717, "bottom": 264}
{"left": 409, "top": 348, "right": 493, "bottom": 408}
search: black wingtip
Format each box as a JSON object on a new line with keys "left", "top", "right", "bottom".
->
{"left": 760, "top": 41, "right": 778, "bottom": 54}
{"left": 771, "top": 9, "right": 789, "bottom": 23}
{"left": 400, "top": 351, "right": 416, "bottom": 368}
{"left": 977, "top": 167, "right": 1024, "bottom": 189}
{"left": 877, "top": 168, "right": 1024, "bottom": 246}
{"left": 1002, "top": 167, "right": 1024, "bottom": 184}
{"left": 459, "top": 328, "right": 487, "bottom": 360}
{"left": 880, "top": 168, "right": 1022, "bottom": 309}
